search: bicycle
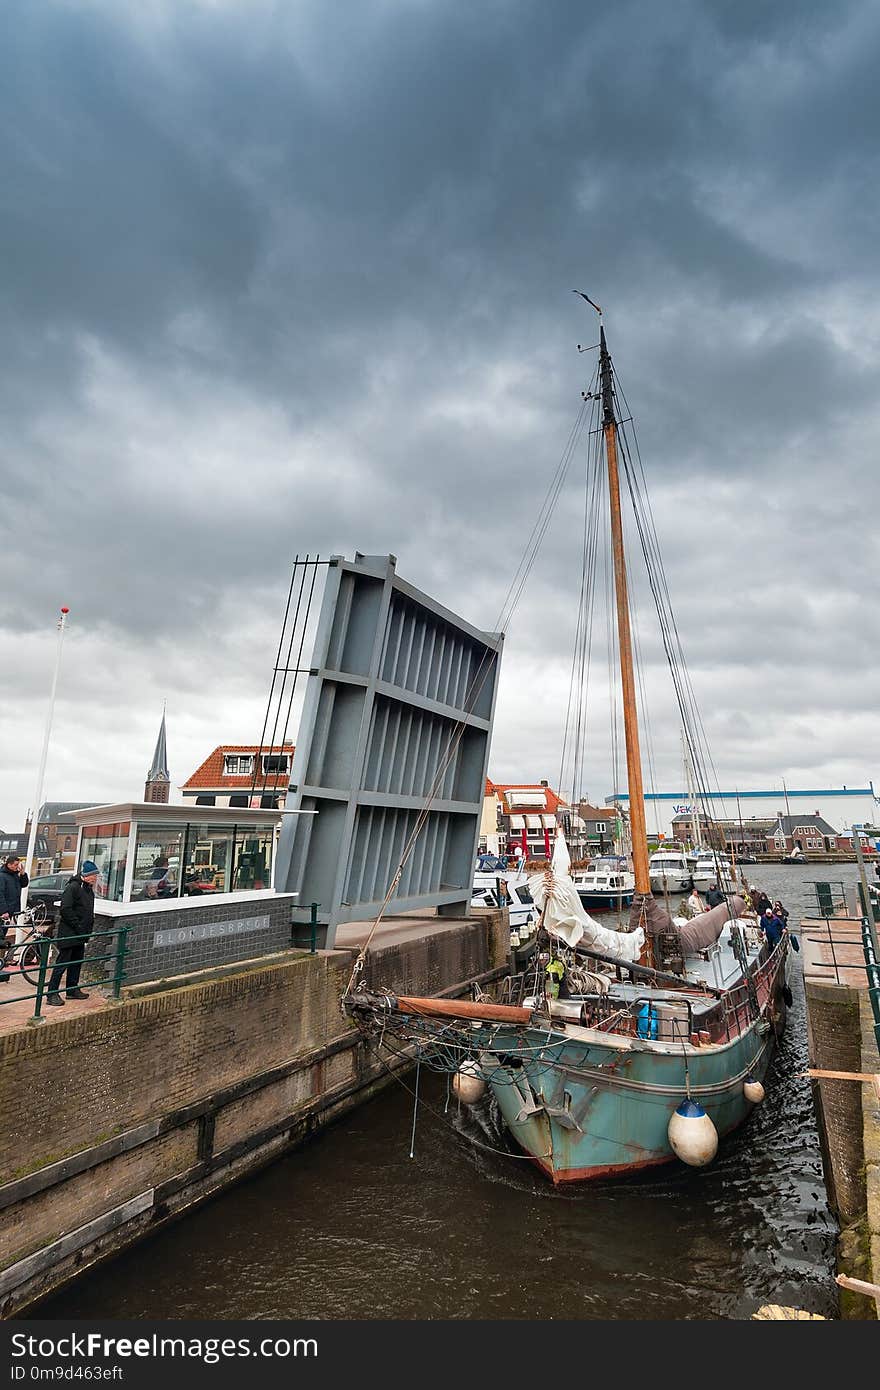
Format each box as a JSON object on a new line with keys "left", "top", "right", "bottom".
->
{"left": 1, "top": 904, "right": 58, "bottom": 987}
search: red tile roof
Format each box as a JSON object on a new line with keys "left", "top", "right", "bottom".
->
{"left": 486, "top": 782, "right": 567, "bottom": 813}
{"left": 181, "top": 744, "right": 295, "bottom": 791}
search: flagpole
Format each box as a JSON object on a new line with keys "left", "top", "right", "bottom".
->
{"left": 20, "top": 607, "right": 69, "bottom": 911}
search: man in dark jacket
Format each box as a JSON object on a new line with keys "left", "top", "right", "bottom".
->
{"left": 761, "top": 906, "right": 785, "bottom": 949}
{"left": 0, "top": 853, "right": 28, "bottom": 921}
{"left": 705, "top": 882, "right": 726, "bottom": 909}
{"left": 0, "top": 854, "right": 29, "bottom": 984}
{"left": 46, "top": 860, "right": 99, "bottom": 1005}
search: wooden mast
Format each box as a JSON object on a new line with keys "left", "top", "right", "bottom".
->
{"left": 599, "top": 326, "right": 651, "bottom": 897}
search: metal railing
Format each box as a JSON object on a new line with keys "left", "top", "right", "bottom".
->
{"left": 289, "top": 904, "right": 321, "bottom": 954}
{"left": 1, "top": 925, "right": 130, "bottom": 1025}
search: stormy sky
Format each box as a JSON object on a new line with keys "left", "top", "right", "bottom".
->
{"left": 2, "top": 0, "right": 879, "bottom": 833}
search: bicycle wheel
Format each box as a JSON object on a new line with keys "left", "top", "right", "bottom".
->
{"left": 19, "top": 937, "right": 58, "bottom": 987}
{"left": 30, "top": 901, "right": 47, "bottom": 926}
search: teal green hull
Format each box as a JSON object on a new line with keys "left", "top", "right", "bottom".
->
{"left": 486, "top": 1017, "right": 778, "bottom": 1181}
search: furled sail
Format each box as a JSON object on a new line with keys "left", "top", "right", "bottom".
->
{"left": 529, "top": 831, "right": 645, "bottom": 963}
{"left": 629, "top": 892, "right": 748, "bottom": 952}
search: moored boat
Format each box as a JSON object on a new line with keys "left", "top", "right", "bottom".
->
{"left": 648, "top": 848, "right": 693, "bottom": 894}
{"left": 571, "top": 854, "right": 635, "bottom": 908}
{"left": 691, "top": 849, "right": 737, "bottom": 893}
{"left": 344, "top": 303, "right": 790, "bottom": 1183}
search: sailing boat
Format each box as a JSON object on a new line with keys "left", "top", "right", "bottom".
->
{"left": 344, "top": 312, "right": 790, "bottom": 1183}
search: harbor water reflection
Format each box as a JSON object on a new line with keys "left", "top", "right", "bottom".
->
{"left": 34, "top": 865, "right": 854, "bottom": 1320}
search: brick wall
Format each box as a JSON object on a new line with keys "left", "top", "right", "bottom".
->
{"left": 805, "top": 978, "right": 866, "bottom": 1224}
{"left": 84, "top": 893, "right": 298, "bottom": 987}
{"left": 0, "top": 908, "right": 507, "bottom": 1314}
{"left": 1, "top": 951, "right": 352, "bottom": 1185}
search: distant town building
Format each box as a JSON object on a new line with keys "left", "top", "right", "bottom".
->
{"left": 26, "top": 802, "right": 104, "bottom": 872}
{"left": 143, "top": 709, "right": 171, "bottom": 804}
{"left": 609, "top": 785, "right": 879, "bottom": 844}
{"left": 576, "top": 801, "right": 629, "bottom": 856}
{"left": 481, "top": 780, "right": 567, "bottom": 860}
{"left": 0, "top": 830, "right": 50, "bottom": 868}
{"left": 770, "top": 813, "right": 846, "bottom": 856}
{"left": 667, "top": 804, "right": 874, "bottom": 859}
{"left": 180, "top": 744, "right": 295, "bottom": 809}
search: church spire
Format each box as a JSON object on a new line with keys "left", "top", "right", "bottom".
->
{"left": 144, "top": 707, "right": 171, "bottom": 802}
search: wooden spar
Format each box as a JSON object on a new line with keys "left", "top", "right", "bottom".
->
{"left": 803, "top": 1068, "right": 880, "bottom": 1101}
{"left": 599, "top": 327, "right": 650, "bottom": 897}
{"left": 575, "top": 944, "right": 723, "bottom": 998}
{"left": 836, "top": 1273, "right": 880, "bottom": 1299}
{"left": 396, "top": 996, "right": 532, "bottom": 1024}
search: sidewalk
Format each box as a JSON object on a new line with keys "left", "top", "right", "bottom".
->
{"left": 0, "top": 967, "right": 109, "bottom": 1036}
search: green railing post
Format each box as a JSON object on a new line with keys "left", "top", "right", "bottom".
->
{"left": 310, "top": 903, "right": 318, "bottom": 954}
{"left": 30, "top": 936, "right": 50, "bottom": 1024}
{"left": 112, "top": 927, "right": 128, "bottom": 999}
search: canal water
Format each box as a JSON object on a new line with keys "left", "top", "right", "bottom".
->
{"left": 35, "top": 865, "right": 860, "bottom": 1320}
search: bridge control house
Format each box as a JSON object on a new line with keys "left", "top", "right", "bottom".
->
{"left": 59, "top": 802, "right": 305, "bottom": 986}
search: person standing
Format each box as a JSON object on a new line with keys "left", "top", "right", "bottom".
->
{"left": 761, "top": 906, "right": 785, "bottom": 949}
{"left": 0, "top": 853, "right": 29, "bottom": 984}
{"left": 686, "top": 887, "right": 704, "bottom": 916}
{"left": 706, "top": 881, "right": 726, "bottom": 909}
{"left": 46, "top": 860, "right": 99, "bottom": 1005}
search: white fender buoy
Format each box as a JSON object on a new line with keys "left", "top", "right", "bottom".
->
{"left": 668, "top": 1098, "right": 718, "bottom": 1166}
{"left": 744, "top": 1076, "right": 765, "bottom": 1104}
{"left": 452, "top": 1061, "right": 486, "bottom": 1106}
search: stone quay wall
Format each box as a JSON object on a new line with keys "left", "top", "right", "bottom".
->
{"left": 0, "top": 910, "right": 507, "bottom": 1316}
{"left": 803, "top": 917, "right": 880, "bottom": 1320}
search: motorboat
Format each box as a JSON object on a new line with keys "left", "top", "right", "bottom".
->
{"left": 571, "top": 854, "right": 635, "bottom": 909}
{"left": 691, "top": 850, "right": 737, "bottom": 892}
{"left": 648, "top": 848, "right": 692, "bottom": 894}
{"left": 471, "top": 870, "right": 538, "bottom": 934}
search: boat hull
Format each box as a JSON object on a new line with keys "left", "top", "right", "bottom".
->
{"left": 649, "top": 871, "right": 691, "bottom": 893}
{"left": 577, "top": 890, "right": 635, "bottom": 910}
{"left": 487, "top": 1022, "right": 776, "bottom": 1182}
{"left": 483, "top": 951, "right": 788, "bottom": 1183}
{"left": 692, "top": 869, "right": 736, "bottom": 892}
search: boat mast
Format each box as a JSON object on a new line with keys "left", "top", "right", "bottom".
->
{"left": 599, "top": 326, "right": 650, "bottom": 895}
{"left": 683, "top": 731, "right": 699, "bottom": 852}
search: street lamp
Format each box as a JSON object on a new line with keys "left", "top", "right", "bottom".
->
{"left": 20, "top": 607, "right": 69, "bottom": 912}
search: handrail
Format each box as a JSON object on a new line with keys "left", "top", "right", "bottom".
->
{"left": 1, "top": 925, "right": 130, "bottom": 1024}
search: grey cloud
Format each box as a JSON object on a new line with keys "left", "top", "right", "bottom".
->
{"left": 2, "top": 0, "right": 879, "bottom": 827}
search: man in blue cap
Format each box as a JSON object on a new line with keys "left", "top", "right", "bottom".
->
{"left": 46, "top": 860, "right": 99, "bottom": 1005}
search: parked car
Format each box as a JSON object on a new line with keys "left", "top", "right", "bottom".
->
{"left": 24, "top": 872, "right": 70, "bottom": 920}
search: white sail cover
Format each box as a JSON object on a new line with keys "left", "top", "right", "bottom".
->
{"left": 529, "top": 831, "right": 645, "bottom": 963}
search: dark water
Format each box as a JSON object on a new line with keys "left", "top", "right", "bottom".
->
{"left": 34, "top": 866, "right": 856, "bottom": 1320}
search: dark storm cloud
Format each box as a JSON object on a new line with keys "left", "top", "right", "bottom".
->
{"left": 1, "top": 0, "right": 879, "bottom": 824}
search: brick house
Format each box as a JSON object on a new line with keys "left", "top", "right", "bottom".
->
{"left": 25, "top": 802, "right": 104, "bottom": 872}
{"left": 180, "top": 744, "right": 295, "bottom": 809}
{"left": 768, "top": 813, "right": 844, "bottom": 856}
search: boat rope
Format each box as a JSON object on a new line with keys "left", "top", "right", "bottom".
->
{"left": 342, "top": 395, "right": 593, "bottom": 997}
{"left": 366, "top": 1039, "right": 553, "bottom": 1162}
{"left": 409, "top": 1059, "right": 421, "bottom": 1159}
{"left": 369, "top": 1030, "right": 699, "bottom": 1158}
